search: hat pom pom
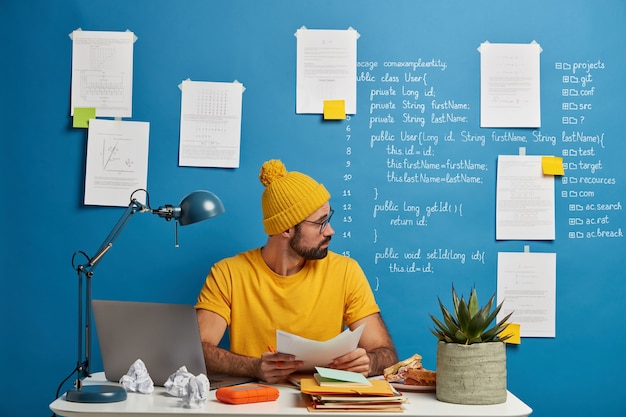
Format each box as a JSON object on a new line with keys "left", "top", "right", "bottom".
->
{"left": 259, "top": 159, "right": 287, "bottom": 187}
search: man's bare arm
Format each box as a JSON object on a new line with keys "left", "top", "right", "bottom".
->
{"left": 196, "top": 309, "right": 303, "bottom": 382}
{"left": 200, "top": 341, "right": 262, "bottom": 377}
{"left": 196, "top": 309, "right": 261, "bottom": 377}
{"left": 352, "top": 313, "right": 398, "bottom": 376}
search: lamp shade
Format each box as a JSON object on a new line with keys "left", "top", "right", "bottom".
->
{"left": 175, "top": 190, "right": 225, "bottom": 226}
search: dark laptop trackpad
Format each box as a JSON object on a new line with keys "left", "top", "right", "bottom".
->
{"left": 208, "top": 374, "right": 255, "bottom": 390}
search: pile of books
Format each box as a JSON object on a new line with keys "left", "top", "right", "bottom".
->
{"left": 299, "top": 368, "right": 407, "bottom": 412}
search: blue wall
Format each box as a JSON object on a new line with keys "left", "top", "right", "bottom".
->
{"left": 1, "top": 1, "right": 625, "bottom": 416}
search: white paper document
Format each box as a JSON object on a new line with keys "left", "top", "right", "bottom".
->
{"left": 70, "top": 30, "right": 135, "bottom": 118}
{"left": 497, "top": 251, "right": 556, "bottom": 338}
{"left": 295, "top": 27, "right": 358, "bottom": 114}
{"left": 276, "top": 324, "right": 364, "bottom": 371}
{"left": 179, "top": 80, "right": 243, "bottom": 168}
{"left": 496, "top": 155, "right": 555, "bottom": 240}
{"left": 479, "top": 42, "right": 542, "bottom": 128}
{"left": 84, "top": 119, "right": 149, "bottom": 207}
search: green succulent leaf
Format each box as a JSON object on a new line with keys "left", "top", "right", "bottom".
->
{"left": 452, "top": 285, "right": 460, "bottom": 313}
{"left": 482, "top": 311, "right": 514, "bottom": 341}
{"left": 455, "top": 329, "right": 470, "bottom": 344}
{"left": 480, "top": 294, "right": 495, "bottom": 322}
{"left": 439, "top": 299, "right": 459, "bottom": 331}
{"left": 468, "top": 287, "right": 479, "bottom": 317}
{"left": 430, "top": 314, "right": 458, "bottom": 341}
{"left": 456, "top": 297, "right": 471, "bottom": 331}
{"left": 482, "top": 313, "right": 512, "bottom": 340}
{"left": 482, "top": 299, "right": 504, "bottom": 327}
{"left": 465, "top": 311, "right": 487, "bottom": 340}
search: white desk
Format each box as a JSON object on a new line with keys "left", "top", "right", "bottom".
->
{"left": 50, "top": 373, "right": 532, "bottom": 417}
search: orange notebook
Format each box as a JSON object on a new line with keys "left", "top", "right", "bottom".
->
{"left": 300, "top": 377, "right": 396, "bottom": 396}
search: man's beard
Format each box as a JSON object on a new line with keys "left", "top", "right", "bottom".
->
{"left": 290, "top": 225, "right": 331, "bottom": 260}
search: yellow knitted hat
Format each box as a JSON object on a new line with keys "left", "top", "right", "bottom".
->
{"left": 259, "top": 159, "right": 330, "bottom": 235}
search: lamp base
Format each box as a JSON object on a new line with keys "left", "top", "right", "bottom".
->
{"left": 66, "top": 385, "right": 127, "bottom": 403}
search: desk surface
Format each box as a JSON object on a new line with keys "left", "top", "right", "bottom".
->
{"left": 50, "top": 373, "right": 532, "bottom": 417}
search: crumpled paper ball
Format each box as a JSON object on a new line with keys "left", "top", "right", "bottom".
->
{"left": 164, "top": 366, "right": 210, "bottom": 408}
{"left": 119, "top": 359, "right": 154, "bottom": 394}
{"left": 164, "top": 366, "right": 195, "bottom": 397}
{"left": 182, "top": 374, "right": 210, "bottom": 408}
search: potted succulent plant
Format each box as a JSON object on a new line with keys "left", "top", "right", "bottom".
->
{"left": 429, "top": 286, "right": 512, "bottom": 405}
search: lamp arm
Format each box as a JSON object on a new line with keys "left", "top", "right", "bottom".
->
{"left": 85, "top": 199, "right": 146, "bottom": 273}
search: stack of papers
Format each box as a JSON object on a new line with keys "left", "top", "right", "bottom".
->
{"left": 300, "top": 368, "right": 406, "bottom": 412}
{"left": 305, "top": 393, "right": 408, "bottom": 412}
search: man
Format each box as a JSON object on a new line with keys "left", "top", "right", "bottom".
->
{"left": 196, "top": 159, "right": 397, "bottom": 384}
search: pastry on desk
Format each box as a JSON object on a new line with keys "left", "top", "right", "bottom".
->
{"left": 383, "top": 354, "right": 436, "bottom": 387}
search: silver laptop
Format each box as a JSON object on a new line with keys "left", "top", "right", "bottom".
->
{"left": 92, "top": 300, "right": 253, "bottom": 389}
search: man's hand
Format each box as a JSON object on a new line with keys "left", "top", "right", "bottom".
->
{"left": 329, "top": 347, "right": 371, "bottom": 376}
{"left": 346, "top": 314, "right": 399, "bottom": 376}
{"left": 259, "top": 350, "right": 304, "bottom": 384}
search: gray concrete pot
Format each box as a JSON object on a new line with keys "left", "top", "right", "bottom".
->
{"left": 435, "top": 341, "right": 507, "bottom": 405}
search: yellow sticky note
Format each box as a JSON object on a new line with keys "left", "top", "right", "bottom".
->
{"left": 502, "top": 323, "right": 521, "bottom": 344}
{"left": 73, "top": 107, "right": 96, "bottom": 128}
{"left": 323, "top": 100, "right": 346, "bottom": 120}
{"left": 542, "top": 156, "right": 564, "bottom": 176}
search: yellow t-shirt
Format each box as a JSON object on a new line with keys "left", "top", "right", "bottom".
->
{"left": 196, "top": 248, "right": 380, "bottom": 358}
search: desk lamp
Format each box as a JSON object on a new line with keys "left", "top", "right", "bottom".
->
{"left": 64, "top": 189, "right": 225, "bottom": 403}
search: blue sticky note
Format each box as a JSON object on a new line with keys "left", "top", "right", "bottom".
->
{"left": 315, "top": 366, "right": 371, "bottom": 385}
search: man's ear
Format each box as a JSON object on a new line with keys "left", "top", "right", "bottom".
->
{"left": 281, "top": 227, "right": 295, "bottom": 238}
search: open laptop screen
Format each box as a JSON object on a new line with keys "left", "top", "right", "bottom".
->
{"left": 92, "top": 300, "right": 208, "bottom": 386}
{"left": 92, "top": 299, "right": 254, "bottom": 389}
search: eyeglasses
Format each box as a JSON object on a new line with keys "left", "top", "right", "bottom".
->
{"left": 301, "top": 209, "right": 334, "bottom": 234}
